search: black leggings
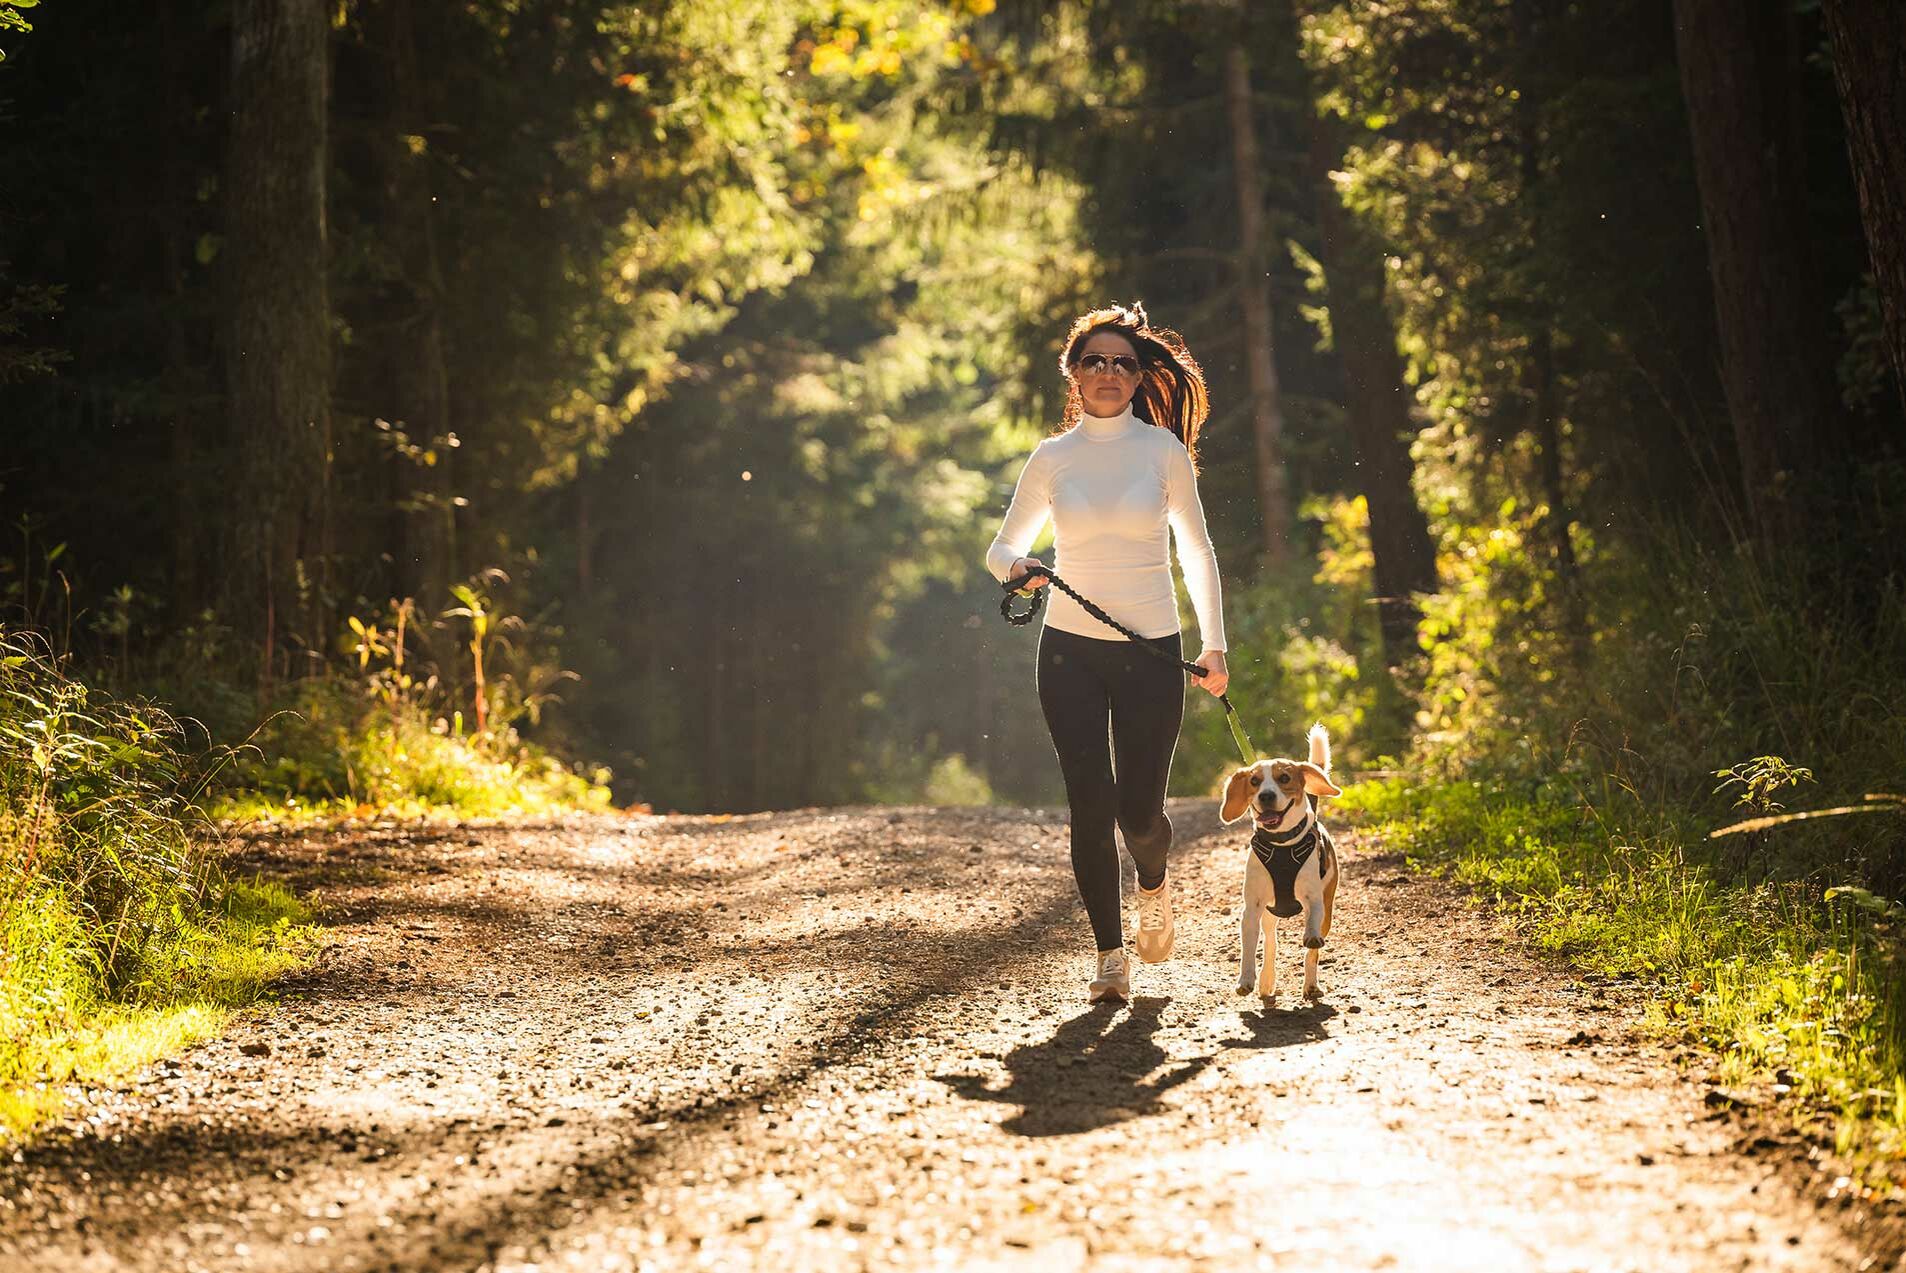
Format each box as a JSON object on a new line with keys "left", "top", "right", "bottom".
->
{"left": 1036, "top": 625, "right": 1186, "bottom": 952}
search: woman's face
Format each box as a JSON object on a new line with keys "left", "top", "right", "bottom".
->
{"left": 1071, "top": 330, "right": 1141, "bottom": 417}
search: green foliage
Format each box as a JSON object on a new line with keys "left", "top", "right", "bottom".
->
{"left": 1401, "top": 469, "right": 1906, "bottom": 884}
{"left": 1714, "top": 756, "right": 1815, "bottom": 817}
{"left": 0, "top": 0, "right": 36, "bottom": 62}
{"left": 1175, "top": 492, "right": 1404, "bottom": 793}
{"left": 925, "top": 753, "right": 995, "bottom": 807}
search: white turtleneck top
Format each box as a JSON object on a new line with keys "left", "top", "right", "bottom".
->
{"left": 984, "top": 404, "right": 1227, "bottom": 651}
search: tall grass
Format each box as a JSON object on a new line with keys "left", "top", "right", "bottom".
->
{"left": 0, "top": 628, "right": 315, "bottom": 1138}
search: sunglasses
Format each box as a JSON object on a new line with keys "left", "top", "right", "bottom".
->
{"left": 1074, "top": 352, "right": 1142, "bottom": 377}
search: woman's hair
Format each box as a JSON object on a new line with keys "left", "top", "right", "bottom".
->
{"left": 1057, "top": 301, "right": 1211, "bottom": 468}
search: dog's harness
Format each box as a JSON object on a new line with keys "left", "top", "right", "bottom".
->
{"left": 1250, "top": 800, "right": 1331, "bottom": 918}
{"left": 1000, "top": 564, "right": 1259, "bottom": 766}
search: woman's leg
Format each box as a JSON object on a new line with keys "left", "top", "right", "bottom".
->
{"left": 1107, "top": 633, "right": 1185, "bottom": 890}
{"left": 1036, "top": 627, "right": 1124, "bottom": 952}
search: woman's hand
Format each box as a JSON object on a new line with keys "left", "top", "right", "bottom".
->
{"left": 1006, "top": 556, "right": 1049, "bottom": 590}
{"left": 1191, "top": 649, "right": 1229, "bottom": 696}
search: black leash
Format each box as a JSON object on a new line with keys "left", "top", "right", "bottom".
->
{"left": 1000, "top": 563, "right": 1260, "bottom": 765}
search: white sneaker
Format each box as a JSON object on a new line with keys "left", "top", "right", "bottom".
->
{"left": 1133, "top": 872, "right": 1175, "bottom": 963}
{"left": 1088, "top": 948, "right": 1131, "bottom": 1003}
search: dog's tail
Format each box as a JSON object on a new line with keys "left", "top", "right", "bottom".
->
{"left": 1308, "top": 721, "right": 1331, "bottom": 775}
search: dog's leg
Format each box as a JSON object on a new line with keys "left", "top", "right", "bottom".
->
{"left": 1302, "top": 898, "right": 1325, "bottom": 951}
{"left": 1257, "top": 908, "right": 1278, "bottom": 998}
{"left": 1237, "top": 895, "right": 1260, "bottom": 996}
{"left": 1301, "top": 865, "right": 1327, "bottom": 999}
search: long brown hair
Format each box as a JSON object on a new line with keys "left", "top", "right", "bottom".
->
{"left": 1057, "top": 301, "right": 1211, "bottom": 469}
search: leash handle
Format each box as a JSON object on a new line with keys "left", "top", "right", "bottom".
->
{"left": 1002, "top": 565, "right": 1203, "bottom": 676}
{"left": 997, "top": 564, "right": 1260, "bottom": 764}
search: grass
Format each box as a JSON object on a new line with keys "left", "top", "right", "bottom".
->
{"left": 0, "top": 630, "right": 321, "bottom": 1140}
{"left": 0, "top": 877, "right": 317, "bottom": 1136}
{"left": 204, "top": 677, "right": 615, "bottom": 825}
{"left": 1342, "top": 776, "right": 1906, "bottom": 1186}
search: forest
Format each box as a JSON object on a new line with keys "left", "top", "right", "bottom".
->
{"left": 4, "top": 0, "right": 1906, "bottom": 1253}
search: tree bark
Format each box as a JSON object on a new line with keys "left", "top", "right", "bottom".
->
{"left": 1305, "top": 123, "right": 1438, "bottom": 666}
{"left": 1672, "top": 0, "right": 1836, "bottom": 542}
{"left": 1224, "top": 45, "right": 1293, "bottom": 567}
{"left": 382, "top": 0, "right": 456, "bottom": 609}
{"left": 1822, "top": 0, "right": 1906, "bottom": 418}
{"left": 577, "top": 466, "right": 594, "bottom": 602}
{"left": 705, "top": 585, "right": 726, "bottom": 810}
{"left": 750, "top": 575, "right": 768, "bottom": 811}
{"left": 1514, "top": 0, "right": 1585, "bottom": 643}
{"left": 162, "top": 0, "right": 198, "bottom": 625}
{"left": 226, "top": 0, "right": 332, "bottom": 678}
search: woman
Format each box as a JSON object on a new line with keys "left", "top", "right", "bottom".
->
{"left": 985, "top": 301, "right": 1229, "bottom": 1003}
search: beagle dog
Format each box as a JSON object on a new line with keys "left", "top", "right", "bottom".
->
{"left": 1219, "top": 723, "right": 1344, "bottom": 999}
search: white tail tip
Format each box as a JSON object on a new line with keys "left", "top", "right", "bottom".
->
{"left": 1308, "top": 722, "right": 1331, "bottom": 772}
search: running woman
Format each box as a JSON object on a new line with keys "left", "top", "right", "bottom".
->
{"left": 985, "top": 301, "right": 1229, "bottom": 1003}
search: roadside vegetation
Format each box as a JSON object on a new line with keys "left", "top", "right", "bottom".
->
{"left": 0, "top": 629, "right": 314, "bottom": 1136}
{"left": 1188, "top": 479, "right": 1906, "bottom": 1190}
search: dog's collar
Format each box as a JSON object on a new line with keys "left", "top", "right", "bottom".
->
{"left": 1251, "top": 815, "right": 1317, "bottom": 852}
{"left": 1252, "top": 794, "right": 1314, "bottom": 843}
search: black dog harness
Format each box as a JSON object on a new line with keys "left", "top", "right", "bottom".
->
{"left": 1250, "top": 803, "right": 1333, "bottom": 918}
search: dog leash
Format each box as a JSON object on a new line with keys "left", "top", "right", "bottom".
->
{"left": 1000, "top": 563, "right": 1260, "bottom": 766}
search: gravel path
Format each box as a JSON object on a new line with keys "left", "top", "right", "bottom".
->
{"left": 1, "top": 802, "right": 1896, "bottom": 1271}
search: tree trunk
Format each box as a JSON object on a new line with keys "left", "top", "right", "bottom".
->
{"left": 1305, "top": 123, "right": 1438, "bottom": 666}
{"left": 1223, "top": 45, "right": 1293, "bottom": 567}
{"left": 1672, "top": 0, "right": 1836, "bottom": 541}
{"left": 1822, "top": 0, "right": 1906, "bottom": 417}
{"left": 162, "top": 0, "right": 198, "bottom": 625}
{"left": 226, "top": 0, "right": 332, "bottom": 680}
{"left": 1514, "top": 0, "right": 1585, "bottom": 643}
{"left": 750, "top": 576, "right": 768, "bottom": 811}
{"left": 576, "top": 458, "right": 593, "bottom": 604}
{"left": 705, "top": 587, "right": 726, "bottom": 810}
{"left": 382, "top": 0, "right": 456, "bottom": 609}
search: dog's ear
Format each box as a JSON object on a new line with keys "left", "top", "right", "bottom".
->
{"left": 1219, "top": 766, "right": 1260, "bottom": 824}
{"left": 1297, "top": 762, "right": 1342, "bottom": 798}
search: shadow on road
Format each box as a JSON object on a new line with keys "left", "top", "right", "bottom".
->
{"left": 937, "top": 994, "right": 1342, "bottom": 1137}
{"left": 929, "top": 997, "right": 1166, "bottom": 1136}
{"left": 1222, "top": 1000, "right": 1338, "bottom": 1050}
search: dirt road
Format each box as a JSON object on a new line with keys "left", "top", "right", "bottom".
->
{"left": 1, "top": 803, "right": 1895, "bottom": 1270}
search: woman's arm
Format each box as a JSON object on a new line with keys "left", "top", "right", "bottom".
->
{"left": 1164, "top": 441, "right": 1227, "bottom": 653}
{"left": 984, "top": 444, "right": 1054, "bottom": 584}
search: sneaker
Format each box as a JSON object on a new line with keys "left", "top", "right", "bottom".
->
{"left": 1133, "top": 872, "right": 1176, "bottom": 963}
{"left": 1088, "top": 948, "right": 1131, "bottom": 1003}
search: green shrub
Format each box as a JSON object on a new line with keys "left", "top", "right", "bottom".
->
{"left": 924, "top": 753, "right": 994, "bottom": 806}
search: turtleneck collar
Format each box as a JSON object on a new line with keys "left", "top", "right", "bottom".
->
{"left": 1078, "top": 402, "right": 1140, "bottom": 440}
